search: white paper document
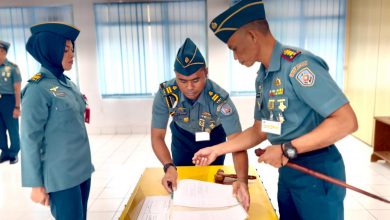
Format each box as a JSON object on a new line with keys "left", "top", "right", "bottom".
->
{"left": 173, "top": 179, "right": 239, "bottom": 208}
{"left": 171, "top": 205, "right": 248, "bottom": 220}
{"left": 137, "top": 195, "right": 171, "bottom": 220}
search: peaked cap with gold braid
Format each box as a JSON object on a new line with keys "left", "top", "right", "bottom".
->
{"left": 174, "top": 38, "right": 205, "bottom": 76}
{"left": 0, "top": 40, "right": 10, "bottom": 52}
{"left": 209, "top": 0, "right": 266, "bottom": 44}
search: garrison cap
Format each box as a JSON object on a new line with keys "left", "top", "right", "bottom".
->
{"left": 174, "top": 38, "right": 205, "bottom": 76}
{"left": 0, "top": 40, "right": 10, "bottom": 52}
{"left": 210, "top": 0, "right": 266, "bottom": 44}
{"left": 30, "top": 22, "right": 80, "bottom": 41}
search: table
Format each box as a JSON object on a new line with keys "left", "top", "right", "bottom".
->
{"left": 119, "top": 165, "right": 278, "bottom": 220}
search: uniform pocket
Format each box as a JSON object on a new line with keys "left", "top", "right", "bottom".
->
{"left": 54, "top": 98, "right": 73, "bottom": 112}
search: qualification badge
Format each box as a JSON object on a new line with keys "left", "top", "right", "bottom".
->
{"left": 277, "top": 99, "right": 287, "bottom": 112}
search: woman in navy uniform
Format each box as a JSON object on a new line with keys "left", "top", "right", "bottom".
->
{"left": 193, "top": 0, "right": 358, "bottom": 219}
{"left": 0, "top": 40, "right": 21, "bottom": 164}
{"left": 21, "top": 22, "right": 94, "bottom": 220}
{"left": 151, "top": 38, "right": 248, "bottom": 200}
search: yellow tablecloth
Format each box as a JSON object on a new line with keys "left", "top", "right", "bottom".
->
{"left": 119, "top": 165, "right": 278, "bottom": 220}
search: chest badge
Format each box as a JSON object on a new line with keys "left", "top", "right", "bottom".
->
{"left": 277, "top": 99, "right": 287, "bottom": 112}
{"left": 49, "top": 86, "right": 65, "bottom": 97}
{"left": 274, "top": 77, "right": 281, "bottom": 87}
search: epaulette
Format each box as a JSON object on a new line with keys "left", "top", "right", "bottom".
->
{"left": 7, "top": 61, "right": 18, "bottom": 67}
{"left": 208, "top": 90, "right": 224, "bottom": 104}
{"left": 281, "top": 48, "right": 301, "bottom": 62}
{"left": 159, "top": 81, "right": 179, "bottom": 109}
{"left": 28, "top": 73, "right": 44, "bottom": 83}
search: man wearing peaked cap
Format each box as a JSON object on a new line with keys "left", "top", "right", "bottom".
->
{"left": 151, "top": 38, "right": 248, "bottom": 201}
{"left": 0, "top": 40, "right": 22, "bottom": 165}
{"left": 193, "top": 0, "right": 358, "bottom": 219}
{"left": 21, "top": 22, "right": 94, "bottom": 220}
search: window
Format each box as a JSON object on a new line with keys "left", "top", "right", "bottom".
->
{"left": 94, "top": 0, "right": 207, "bottom": 97}
{"left": 0, "top": 6, "right": 76, "bottom": 86}
{"left": 229, "top": 0, "right": 347, "bottom": 95}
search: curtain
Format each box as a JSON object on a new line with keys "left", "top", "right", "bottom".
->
{"left": 230, "top": 0, "right": 347, "bottom": 94}
{"left": 0, "top": 6, "right": 76, "bottom": 86}
{"left": 94, "top": 0, "right": 207, "bottom": 97}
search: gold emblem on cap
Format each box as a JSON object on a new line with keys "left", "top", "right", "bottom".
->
{"left": 211, "top": 22, "right": 217, "bottom": 30}
{"left": 184, "top": 57, "right": 189, "bottom": 63}
{"left": 183, "top": 117, "right": 189, "bottom": 123}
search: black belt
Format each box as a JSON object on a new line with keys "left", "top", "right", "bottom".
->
{"left": 0, "top": 94, "right": 14, "bottom": 99}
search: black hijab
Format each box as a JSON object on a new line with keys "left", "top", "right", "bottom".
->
{"left": 26, "top": 32, "right": 68, "bottom": 82}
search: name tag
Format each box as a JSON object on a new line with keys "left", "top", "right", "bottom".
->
{"left": 261, "top": 119, "right": 281, "bottom": 135}
{"left": 195, "top": 132, "right": 210, "bottom": 142}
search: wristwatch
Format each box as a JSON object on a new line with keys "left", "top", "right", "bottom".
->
{"left": 163, "top": 163, "right": 176, "bottom": 173}
{"left": 281, "top": 142, "right": 298, "bottom": 159}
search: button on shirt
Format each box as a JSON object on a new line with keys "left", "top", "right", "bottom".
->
{"left": 0, "top": 59, "right": 22, "bottom": 94}
{"left": 152, "top": 79, "right": 242, "bottom": 136}
{"left": 254, "top": 41, "right": 348, "bottom": 144}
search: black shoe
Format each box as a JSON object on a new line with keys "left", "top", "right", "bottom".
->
{"left": 0, "top": 156, "right": 9, "bottom": 163}
{"left": 9, "top": 157, "right": 18, "bottom": 164}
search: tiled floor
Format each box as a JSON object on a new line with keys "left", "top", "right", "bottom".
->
{"left": 1, "top": 134, "right": 390, "bottom": 220}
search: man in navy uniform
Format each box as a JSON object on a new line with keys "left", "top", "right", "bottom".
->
{"left": 0, "top": 40, "right": 22, "bottom": 164}
{"left": 193, "top": 0, "right": 358, "bottom": 219}
{"left": 151, "top": 38, "right": 248, "bottom": 200}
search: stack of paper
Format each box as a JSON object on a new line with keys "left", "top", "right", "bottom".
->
{"left": 137, "top": 179, "right": 248, "bottom": 220}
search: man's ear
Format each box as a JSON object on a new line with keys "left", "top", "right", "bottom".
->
{"left": 247, "top": 30, "right": 257, "bottom": 43}
{"left": 204, "top": 67, "right": 209, "bottom": 78}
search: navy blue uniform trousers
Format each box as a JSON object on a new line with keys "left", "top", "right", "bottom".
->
{"left": 49, "top": 179, "right": 91, "bottom": 220}
{"left": 278, "top": 145, "right": 346, "bottom": 220}
{"left": 170, "top": 122, "right": 226, "bottom": 166}
{"left": 0, "top": 94, "right": 20, "bottom": 158}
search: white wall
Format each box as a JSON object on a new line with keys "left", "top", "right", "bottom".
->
{"left": 0, "top": 0, "right": 257, "bottom": 134}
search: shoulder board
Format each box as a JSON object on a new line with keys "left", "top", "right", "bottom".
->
{"left": 159, "top": 81, "right": 179, "bottom": 95}
{"left": 281, "top": 48, "right": 301, "bottom": 62}
{"left": 159, "top": 81, "right": 179, "bottom": 109}
{"left": 7, "top": 61, "right": 18, "bottom": 67}
{"left": 208, "top": 90, "right": 225, "bottom": 104}
{"left": 28, "top": 73, "right": 44, "bottom": 83}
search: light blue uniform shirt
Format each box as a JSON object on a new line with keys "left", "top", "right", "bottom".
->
{"left": 254, "top": 41, "right": 348, "bottom": 144}
{"left": 21, "top": 67, "right": 94, "bottom": 193}
{"left": 152, "top": 78, "right": 242, "bottom": 136}
{"left": 0, "top": 59, "right": 22, "bottom": 94}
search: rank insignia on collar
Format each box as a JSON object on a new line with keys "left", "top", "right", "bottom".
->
{"left": 281, "top": 48, "right": 301, "bottom": 62}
